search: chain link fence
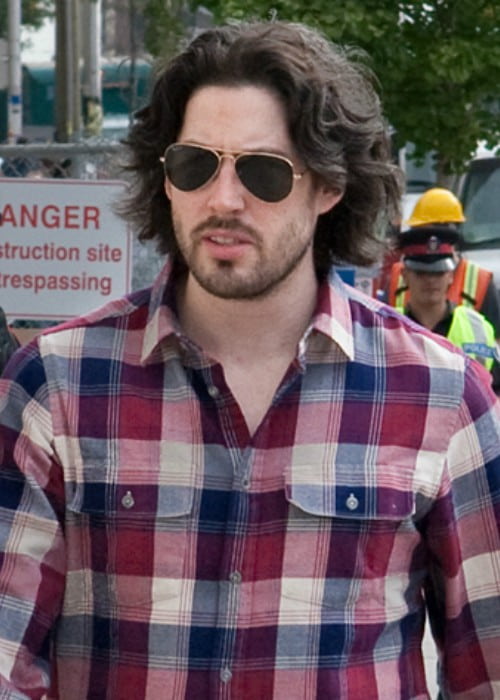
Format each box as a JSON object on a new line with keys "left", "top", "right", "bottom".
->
{"left": 0, "top": 140, "right": 124, "bottom": 180}
{"left": 0, "top": 140, "right": 164, "bottom": 336}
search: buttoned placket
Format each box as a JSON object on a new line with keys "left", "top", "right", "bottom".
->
{"left": 190, "top": 357, "right": 255, "bottom": 689}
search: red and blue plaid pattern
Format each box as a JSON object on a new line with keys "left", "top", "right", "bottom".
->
{"left": 0, "top": 260, "right": 499, "bottom": 699}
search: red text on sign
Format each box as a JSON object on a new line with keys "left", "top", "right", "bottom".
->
{"left": 87, "top": 244, "right": 122, "bottom": 262}
{"left": 0, "top": 204, "right": 100, "bottom": 229}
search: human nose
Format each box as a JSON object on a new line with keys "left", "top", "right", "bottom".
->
{"left": 206, "top": 155, "right": 245, "bottom": 212}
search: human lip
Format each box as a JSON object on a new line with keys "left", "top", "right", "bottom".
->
{"left": 199, "top": 227, "right": 255, "bottom": 259}
{"left": 202, "top": 230, "right": 254, "bottom": 246}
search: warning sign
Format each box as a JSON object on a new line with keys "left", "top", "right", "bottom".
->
{"left": 0, "top": 178, "right": 132, "bottom": 320}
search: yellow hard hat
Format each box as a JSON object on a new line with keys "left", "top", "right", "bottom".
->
{"left": 407, "top": 187, "right": 466, "bottom": 227}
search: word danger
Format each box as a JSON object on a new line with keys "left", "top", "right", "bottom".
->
{"left": 0, "top": 203, "right": 100, "bottom": 229}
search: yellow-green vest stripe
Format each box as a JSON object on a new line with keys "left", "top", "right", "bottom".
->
{"left": 447, "top": 306, "right": 496, "bottom": 370}
{"left": 462, "top": 261, "right": 479, "bottom": 308}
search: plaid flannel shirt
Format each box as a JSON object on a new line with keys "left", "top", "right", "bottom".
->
{"left": 0, "top": 260, "right": 499, "bottom": 699}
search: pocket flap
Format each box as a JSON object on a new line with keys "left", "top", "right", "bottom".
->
{"left": 285, "top": 463, "right": 415, "bottom": 520}
{"left": 67, "top": 462, "right": 195, "bottom": 519}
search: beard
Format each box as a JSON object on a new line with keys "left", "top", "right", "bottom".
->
{"left": 173, "top": 215, "right": 315, "bottom": 300}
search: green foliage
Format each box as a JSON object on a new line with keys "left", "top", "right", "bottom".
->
{"left": 191, "top": 0, "right": 500, "bottom": 178}
{"left": 143, "top": 0, "right": 186, "bottom": 60}
{"left": 0, "top": 0, "right": 54, "bottom": 38}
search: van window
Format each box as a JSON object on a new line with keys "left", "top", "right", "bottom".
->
{"left": 460, "top": 157, "right": 500, "bottom": 248}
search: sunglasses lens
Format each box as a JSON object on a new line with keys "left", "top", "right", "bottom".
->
{"left": 163, "top": 145, "right": 296, "bottom": 202}
{"left": 237, "top": 155, "right": 293, "bottom": 202}
{"left": 164, "top": 145, "right": 219, "bottom": 191}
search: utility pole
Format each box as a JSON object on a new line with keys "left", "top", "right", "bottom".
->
{"left": 7, "top": 0, "right": 22, "bottom": 143}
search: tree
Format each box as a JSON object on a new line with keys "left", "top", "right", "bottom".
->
{"left": 0, "top": 0, "right": 54, "bottom": 38}
{"left": 143, "top": 0, "right": 186, "bottom": 59}
{"left": 193, "top": 0, "right": 500, "bottom": 181}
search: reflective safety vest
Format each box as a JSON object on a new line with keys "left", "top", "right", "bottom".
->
{"left": 388, "top": 258, "right": 493, "bottom": 310}
{"left": 447, "top": 305, "right": 497, "bottom": 370}
{"left": 397, "top": 303, "right": 497, "bottom": 370}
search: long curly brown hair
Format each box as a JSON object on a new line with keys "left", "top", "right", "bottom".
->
{"left": 118, "top": 20, "right": 402, "bottom": 276}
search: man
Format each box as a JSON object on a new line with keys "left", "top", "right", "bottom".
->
{"left": 387, "top": 187, "right": 500, "bottom": 337}
{"left": 0, "top": 21, "right": 499, "bottom": 700}
{"left": 395, "top": 227, "right": 499, "bottom": 392}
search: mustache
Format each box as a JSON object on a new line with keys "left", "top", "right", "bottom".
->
{"left": 193, "top": 216, "right": 258, "bottom": 238}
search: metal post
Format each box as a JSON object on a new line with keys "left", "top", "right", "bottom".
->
{"left": 7, "top": 0, "right": 22, "bottom": 143}
{"left": 55, "top": 0, "right": 72, "bottom": 141}
{"left": 71, "top": 0, "right": 81, "bottom": 140}
{"left": 82, "top": 0, "right": 103, "bottom": 136}
{"left": 128, "top": 0, "right": 138, "bottom": 123}
{"left": 55, "top": 0, "right": 82, "bottom": 143}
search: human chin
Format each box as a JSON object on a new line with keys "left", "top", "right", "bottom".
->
{"left": 190, "top": 239, "right": 311, "bottom": 300}
{"left": 174, "top": 214, "right": 313, "bottom": 300}
{"left": 189, "top": 262, "right": 273, "bottom": 299}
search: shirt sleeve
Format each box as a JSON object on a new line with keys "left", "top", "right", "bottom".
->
{"left": 0, "top": 343, "right": 66, "bottom": 699}
{"left": 422, "top": 358, "right": 500, "bottom": 697}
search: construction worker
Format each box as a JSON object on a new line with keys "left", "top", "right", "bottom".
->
{"left": 387, "top": 187, "right": 500, "bottom": 339}
{"left": 396, "top": 227, "right": 499, "bottom": 392}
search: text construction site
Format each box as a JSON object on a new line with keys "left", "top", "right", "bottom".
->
{"left": 0, "top": 179, "right": 132, "bottom": 321}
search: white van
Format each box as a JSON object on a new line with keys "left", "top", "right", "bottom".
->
{"left": 455, "top": 144, "right": 500, "bottom": 291}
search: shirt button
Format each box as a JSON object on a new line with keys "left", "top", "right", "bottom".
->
{"left": 220, "top": 667, "right": 232, "bottom": 683}
{"left": 229, "top": 571, "right": 242, "bottom": 585}
{"left": 208, "top": 385, "right": 219, "bottom": 398}
{"left": 346, "top": 492, "right": 359, "bottom": 511}
{"left": 121, "top": 490, "right": 135, "bottom": 509}
{"left": 242, "top": 478, "right": 250, "bottom": 489}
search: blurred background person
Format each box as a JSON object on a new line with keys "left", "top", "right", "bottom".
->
{"left": 396, "top": 227, "right": 499, "bottom": 394}
{"left": 386, "top": 187, "right": 500, "bottom": 339}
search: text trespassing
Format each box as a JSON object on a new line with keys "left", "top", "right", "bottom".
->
{"left": 0, "top": 271, "right": 112, "bottom": 296}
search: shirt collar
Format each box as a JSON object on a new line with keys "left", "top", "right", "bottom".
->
{"left": 308, "top": 269, "right": 354, "bottom": 360}
{"left": 141, "top": 258, "right": 182, "bottom": 363}
{"left": 141, "top": 261, "right": 355, "bottom": 363}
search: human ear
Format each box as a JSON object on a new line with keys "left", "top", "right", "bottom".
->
{"left": 317, "top": 184, "right": 344, "bottom": 215}
{"left": 164, "top": 179, "right": 173, "bottom": 200}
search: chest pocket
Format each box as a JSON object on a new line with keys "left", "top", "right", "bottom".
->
{"left": 286, "top": 468, "right": 415, "bottom": 519}
{"left": 65, "top": 460, "right": 197, "bottom": 609}
{"left": 282, "top": 463, "right": 418, "bottom": 617}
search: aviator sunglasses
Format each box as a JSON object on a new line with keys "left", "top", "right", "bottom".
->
{"left": 161, "top": 143, "right": 305, "bottom": 203}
